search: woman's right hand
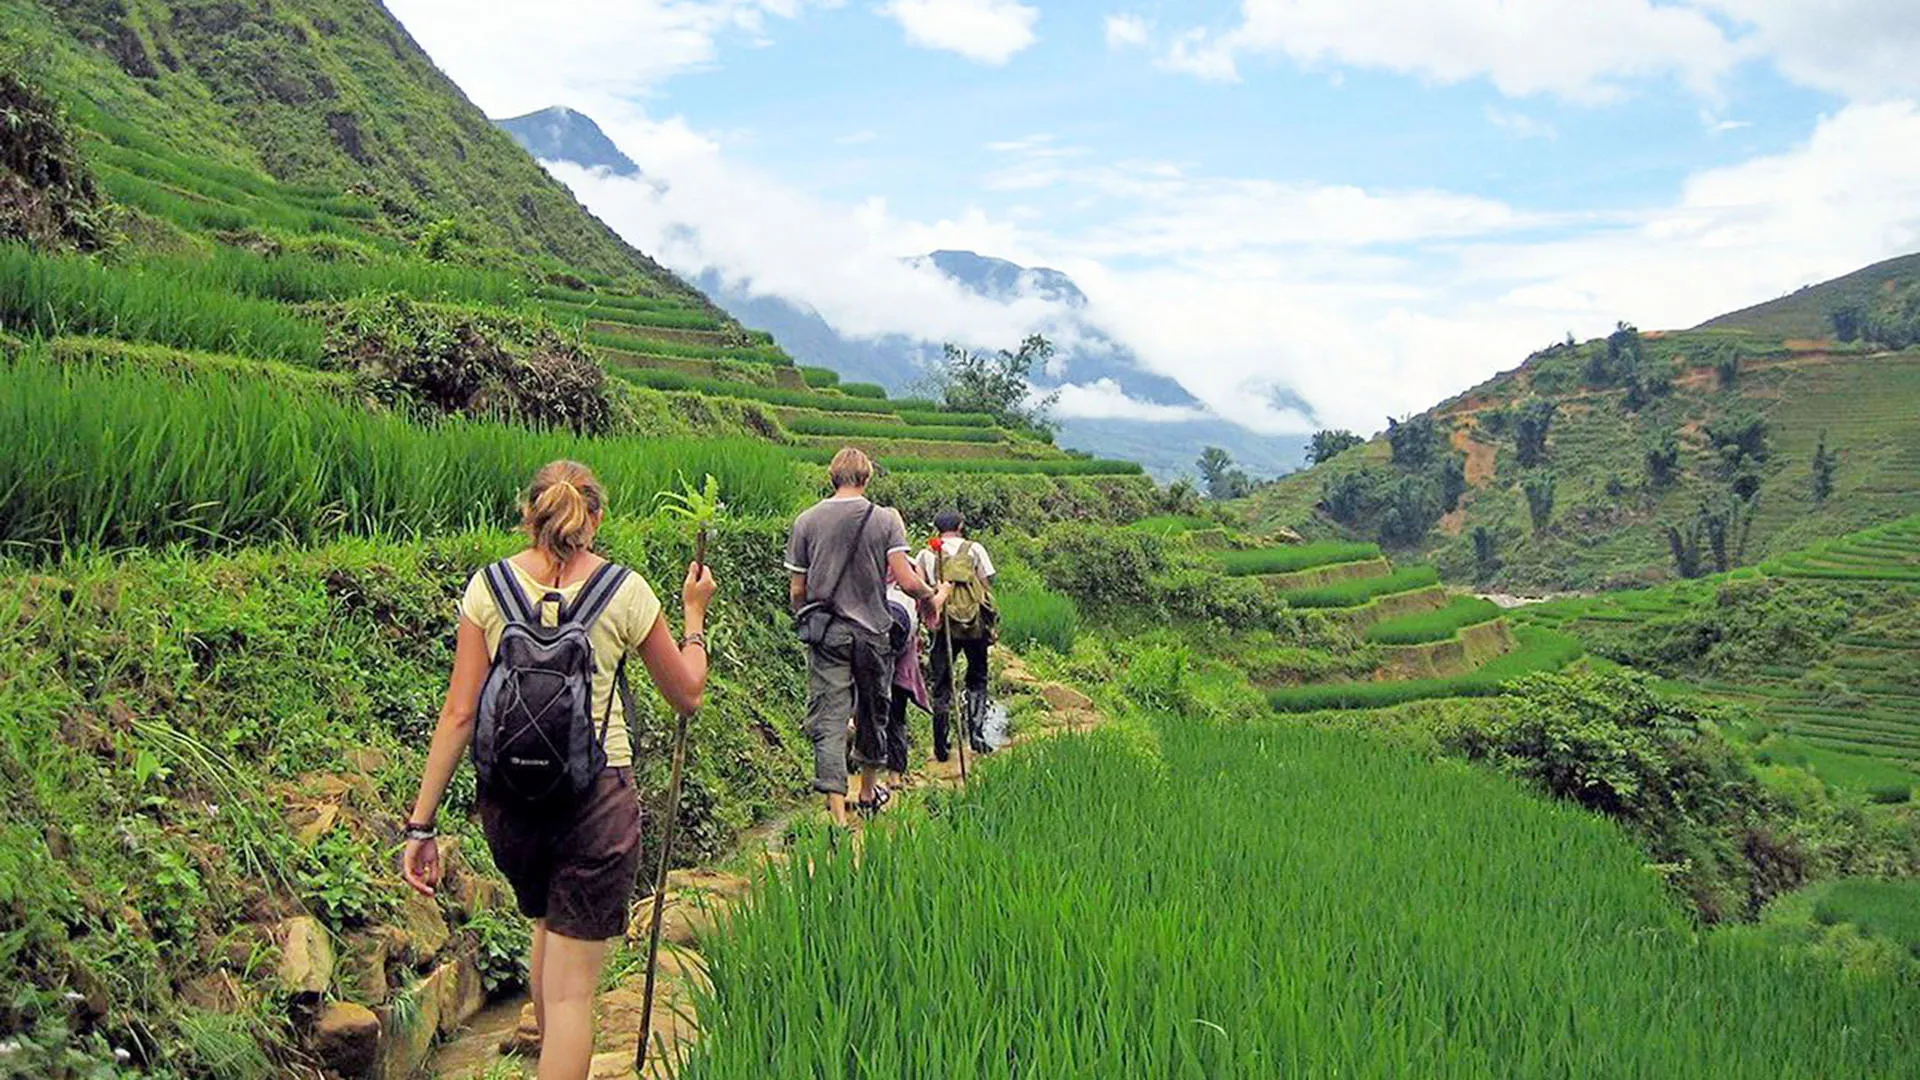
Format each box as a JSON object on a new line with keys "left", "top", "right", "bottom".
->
{"left": 402, "top": 836, "right": 441, "bottom": 898}
{"left": 683, "top": 562, "right": 718, "bottom": 615}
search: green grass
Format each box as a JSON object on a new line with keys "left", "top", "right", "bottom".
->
{"left": 0, "top": 352, "right": 804, "bottom": 554}
{"left": 1810, "top": 879, "right": 1920, "bottom": 958}
{"left": 1267, "top": 628, "right": 1585, "bottom": 711}
{"left": 1364, "top": 596, "right": 1504, "bottom": 644}
{"left": 784, "top": 448, "right": 1143, "bottom": 477}
{"left": 541, "top": 297, "right": 725, "bottom": 331}
{"left": 0, "top": 244, "right": 322, "bottom": 362}
{"left": 798, "top": 365, "right": 840, "bottom": 388}
{"left": 993, "top": 561, "right": 1079, "bottom": 653}
{"left": 684, "top": 720, "right": 1919, "bottom": 1077}
{"left": 1279, "top": 564, "right": 1443, "bottom": 609}
{"left": 588, "top": 327, "right": 786, "bottom": 365}
{"left": 612, "top": 367, "right": 918, "bottom": 414}
{"left": 154, "top": 247, "right": 528, "bottom": 308}
{"left": 1126, "top": 515, "right": 1214, "bottom": 535}
{"left": 785, "top": 415, "right": 1004, "bottom": 444}
{"left": 899, "top": 410, "right": 997, "bottom": 428}
{"left": 840, "top": 382, "right": 888, "bottom": 399}
{"left": 1218, "top": 540, "right": 1384, "bottom": 576}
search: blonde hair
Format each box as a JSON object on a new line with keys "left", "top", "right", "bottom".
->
{"left": 828, "top": 446, "right": 873, "bottom": 490}
{"left": 521, "top": 460, "right": 605, "bottom": 563}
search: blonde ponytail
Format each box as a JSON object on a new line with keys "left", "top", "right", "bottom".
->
{"left": 521, "top": 460, "right": 605, "bottom": 563}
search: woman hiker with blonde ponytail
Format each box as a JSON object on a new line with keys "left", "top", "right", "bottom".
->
{"left": 400, "top": 460, "right": 716, "bottom": 1080}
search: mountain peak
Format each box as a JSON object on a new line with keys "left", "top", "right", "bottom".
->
{"left": 494, "top": 106, "right": 639, "bottom": 176}
{"left": 916, "top": 250, "right": 1087, "bottom": 309}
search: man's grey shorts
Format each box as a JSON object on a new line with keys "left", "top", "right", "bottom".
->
{"left": 805, "top": 621, "right": 894, "bottom": 795}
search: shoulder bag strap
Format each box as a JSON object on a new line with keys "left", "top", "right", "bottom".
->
{"left": 814, "top": 504, "right": 877, "bottom": 615}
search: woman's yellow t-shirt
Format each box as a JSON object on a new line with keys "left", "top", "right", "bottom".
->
{"left": 458, "top": 559, "right": 662, "bottom": 769}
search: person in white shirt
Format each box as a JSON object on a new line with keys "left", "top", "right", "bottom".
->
{"left": 915, "top": 510, "right": 997, "bottom": 760}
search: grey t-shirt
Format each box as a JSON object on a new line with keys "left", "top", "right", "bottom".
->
{"left": 785, "top": 496, "right": 909, "bottom": 635}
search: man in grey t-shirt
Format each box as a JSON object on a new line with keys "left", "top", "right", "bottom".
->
{"left": 786, "top": 447, "right": 942, "bottom": 825}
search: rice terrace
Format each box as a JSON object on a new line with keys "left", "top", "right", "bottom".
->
{"left": 1, "top": 1, "right": 1918, "bottom": 1078}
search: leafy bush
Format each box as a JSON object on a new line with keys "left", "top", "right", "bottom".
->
{"left": 1584, "top": 579, "right": 1850, "bottom": 676}
{"left": 798, "top": 365, "right": 839, "bottom": 387}
{"left": 1218, "top": 541, "right": 1382, "bottom": 576}
{"left": 839, "top": 382, "right": 888, "bottom": 399}
{"left": 0, "top": 60, "right": 109, "bottom": 250}
{"left": 324, "top": 294, "right": 615, "bottom": 433}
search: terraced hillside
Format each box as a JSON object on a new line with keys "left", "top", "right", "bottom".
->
{"left": 1516, "top": 515, "right": 1920, "bottom": 800}
{"left": 1244, "top": 253, "right": 1920, "bottom": 591}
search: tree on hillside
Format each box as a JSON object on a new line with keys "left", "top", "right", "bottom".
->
{"left": 1645, "top": 431, "right": 1682, "bottom": 489}
{"left": 1379, "top": 474, "right": 1443, "bottom": 547}
{"left": 1308, "top": 429, "right": 1364, "bottom": 465}
{"left": 1514, "top": 400, "right": 1558, "bottom": 468}
{"left": 1523, "top": 471, "right": 1556, "bottom": 534}
{"left": 1810, "top": 431, "right": 1838, "bottom": 504}
{"left": 1587, "top": 322, "right": 1642, "bottom": 387}
{"left": 1829, "top": 301, "right": 1867, "bottom": 343}
{"left": 1713, "top": 345, "right": 1741, "bottom": 389}
{"left": 1386, "top": 414, "right": 1439, "bottom": 469}
{"left": 1705, "top": 413, "right": 1770, "bottom": 478}
{"left": 932, "top": 334, "right": 1061, "bottom": 436}
{"left": 1197, "top": 446, "right": 1251, "bottom": 500}
{"left": 1471, "top": 526, "right": 1501, "bottom": 581}
{"left": 1322, "top": 468, "right": 1386, "bottom": 526}
{"left": 1438, "top": 456, "right": 1467, "bottom": 513}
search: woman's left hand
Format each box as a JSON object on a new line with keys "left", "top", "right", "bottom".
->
{"left": 402, "top": 836, "right": 441, "bottom": 898}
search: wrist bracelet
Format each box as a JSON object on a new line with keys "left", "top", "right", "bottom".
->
{"left": 404, "top": 821, "right": 437, "bottom": 841}
{"left": 682, "top": 632, "right": 708, "bottom": 651}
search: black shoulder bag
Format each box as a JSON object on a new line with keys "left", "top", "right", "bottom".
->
{"left": 793, "top": 503, "right": 876, "bottom": 646}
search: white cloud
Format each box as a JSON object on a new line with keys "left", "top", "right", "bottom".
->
{"left": 1152, "top": 0, "right": 1920, "bottom": 104}
{"left": 384, "top": 0, "right": 819, "bottom": 117}
{"left": 1050, "top": 379, "right": 1212, "bottom": 422}
{"left": 1104, "top": 13, "right": 1152, "bottom": 50}
{"left": 1699, "top": 0, "right": 1920, "bottom": 101}
{"left": 1484, "top": 107, "right": 1557, "bottom": 140}
{"left": 877, "top": 0, "right": 1040, "bottom": 64}
{"left": 1155, "top": 0, "right": 1737, "bottom": 101}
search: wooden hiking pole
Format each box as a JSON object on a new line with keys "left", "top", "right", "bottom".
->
{"left": 637, "top": 528, "right": 705, "bottom": 1073}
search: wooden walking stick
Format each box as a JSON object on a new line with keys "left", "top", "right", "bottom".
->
{"left": 639, "top": 478, "right": 720, "bottom": 1073}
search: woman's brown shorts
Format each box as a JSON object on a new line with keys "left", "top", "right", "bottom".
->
{"left": 479, "top": 767, "right": 641, "bottom": 942}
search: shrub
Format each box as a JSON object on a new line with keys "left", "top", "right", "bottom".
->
{"left": 323, "top": 294, "right": 614, "bottom": 433}
{"left": 798, "top": 365, "right": 840, "bottom": 387}
{"left": 0, "top": 61, "right": 109, "bottom": 250}
{"left": 1514, "top": 399, "right": 1557, "bottom": 467}
{"left": 839, "top": 382, "right": 888, "bottom": 399}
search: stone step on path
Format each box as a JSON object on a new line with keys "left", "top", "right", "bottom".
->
{"left": 428, "top": 647, "right": 1105, "bottom": 1078}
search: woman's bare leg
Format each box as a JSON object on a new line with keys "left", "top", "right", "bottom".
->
{"left": 535, "top": 930, "right": 612, "bottom": 1080}
{"left": 529, "top": 920, "right": 549, "bottom": 1036}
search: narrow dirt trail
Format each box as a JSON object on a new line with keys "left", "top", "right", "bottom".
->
{"left": 428, "top": 649, "right": 1100, "bottom": 1079}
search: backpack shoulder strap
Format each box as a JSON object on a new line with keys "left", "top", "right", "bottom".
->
{"left": 483, "top": 559, "right": 535, "bottom": 626}
{"left": 563, "top": 563, "right": 632, "bottom": 631}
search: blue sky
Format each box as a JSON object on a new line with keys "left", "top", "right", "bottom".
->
{"left": 387, "top": 0, "right": 1920, "bottom": 433}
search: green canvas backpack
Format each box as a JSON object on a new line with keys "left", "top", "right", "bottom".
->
{"left": 939, "top": 542, "right": 998, "bottom": 642}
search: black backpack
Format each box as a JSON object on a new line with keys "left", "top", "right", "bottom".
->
{"left": 472, "top": 559, "right": 634, "bottom": 806}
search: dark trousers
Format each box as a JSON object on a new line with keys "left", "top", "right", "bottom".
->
{"left": 883, "top": 691, "right": 912, "bottom": 775}
{"left": 928, "top": 633, "right": 991, "bottom": 754}
{"left": 805, "top": 622, "right": 894, "bottom": 795}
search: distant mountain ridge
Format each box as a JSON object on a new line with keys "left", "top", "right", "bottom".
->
{"left": 494, "top": 107, "right": 639, "bottom": 176}
{"left": 500, "top": 105, "right": 1310, "bottom": 480}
